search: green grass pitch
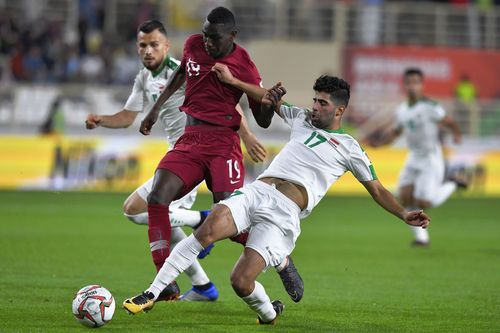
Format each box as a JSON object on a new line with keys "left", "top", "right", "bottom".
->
{"left": 0, "top": 191, "right": 498, "bottom": 332}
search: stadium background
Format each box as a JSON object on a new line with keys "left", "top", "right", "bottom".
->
{"left": 1, "top": 0, "right": 499, "bottom": 195}
{"left": 0, "top": 1, "right": 499, "bottom": 332}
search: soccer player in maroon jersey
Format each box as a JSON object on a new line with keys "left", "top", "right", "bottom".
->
{"left": 133, "top": 7, "right": 303, "bottom": 302}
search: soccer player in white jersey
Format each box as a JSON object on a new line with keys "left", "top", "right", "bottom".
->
{"left": 368, "top": 68, "right": 463, "bottom": 247}
{"left": 85, "top": 20, "right": 267, "bottom": 302}
{"left": 122, "top": 68, "right": 431, "bottom": 324}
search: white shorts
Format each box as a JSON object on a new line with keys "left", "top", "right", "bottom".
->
{"left": 219, "top": 181, "right": 301, "bottom": 269}
{"left": 398, "top": 151, "right": 445, "bottom": 202}
{"left": 135, "top": 177, "right": 199, "bottom": 210}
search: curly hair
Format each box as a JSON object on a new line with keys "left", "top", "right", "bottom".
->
{"left": 207, "top": 7, "right": 236, "bottom": 28}
{"left": 313, "top": 75, "right": 351, "bottom": 107}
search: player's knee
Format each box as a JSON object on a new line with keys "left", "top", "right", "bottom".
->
{"left": 399, "top": 193, "right": 412, "bottom": 206}
{"left": 123, "top": 200, "right": 141, "bottom": 216}
{"left": 194, "top": 221, "right": 217, "bottom": 245}
{"left": 123, "top": 201, "right": 138, "bottom": 217}
{"left": 401, "top": 197, "right": 412, "bottom": 207}
{"left": 147, "top": 186, "right": 177, "bottom": 206}
{"left": 195, "top": 206, "right": 231, "bottom": 241}
{"left": 230, "top": 271, "right": 254, "bottom": 297}
{"left": 415, "top": 199, "right": 432, "bottom": 209}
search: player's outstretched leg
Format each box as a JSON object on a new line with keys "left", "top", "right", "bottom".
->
{"left": 122, "top": 182, "right": 210, "bottom": 229}
{"left": 429, "top": 181, "right": 457, "bottom": 208}
{"left": 123, "top": 205, "right": 238, "bottom": 314}
{"left": 231, "top": 248, "right": 284, "bottom": 325}
{"left": 170, "top": 208, "right": 210, "bottom": 229}
{"left": 399, "top": 184, "right": 429, "bottom": 246}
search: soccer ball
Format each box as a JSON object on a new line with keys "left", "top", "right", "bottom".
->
{"left": 72, "top": 285, "right": 115, "bottom": 328}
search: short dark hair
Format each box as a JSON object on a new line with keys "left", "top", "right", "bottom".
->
{"left": 404, "top": 67, "right": 424, "bottom": 79}
{"left": 207, "top": 7, "right": 236, "bottom": 28}
{"left": 313, "top": 75, "right": 351, "bottom": 107}
{"left": 137, "top": 20, "right": 167, "bottom": 36}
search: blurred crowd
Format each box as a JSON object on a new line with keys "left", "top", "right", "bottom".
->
{"left": 0, "top": 4, "right": 142, "bottom": 85}
{"left": 0, "top": 0, "right": 499, "bottom": 85}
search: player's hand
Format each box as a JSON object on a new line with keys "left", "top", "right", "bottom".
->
{"left": 262, "top": 82, "right": 287, "bottom": 107}
{"left": 211, "top": 63, "right": 235, "bottom": 85}
{"left": 85, "top": 114, "right": 102, "bottom": 129}
{"left": 404, "top": 210, "right": 430, "bottom": 229}
{"left": 242, "top": 133, "right": 267, "bottom": 163}
{"left": 453, "top": 133, "right": 462, "bottom": 145}
{"left": 140, "top": 109, "right": 159, "bottom": 135}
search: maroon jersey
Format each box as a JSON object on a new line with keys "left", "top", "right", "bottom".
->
{"left": 179, "top": 34, "right": 262, "bottom": 130}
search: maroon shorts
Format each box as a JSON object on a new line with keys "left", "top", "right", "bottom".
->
{"left": 157, "top": 124, "right": 245, "bottom": 198}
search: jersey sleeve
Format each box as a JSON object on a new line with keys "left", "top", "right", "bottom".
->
{"left": 279, "top": 103, "right": 305, "bottom": 127}
{"left": 124, "top": 73, "right": 144, "bottom": 112}
{"left": 240, "top": 59, "right": 263, "bottom": 114}
{"left": 430, "top": 103, "right": 446, "bottom": 122}
{"left": 179, "top": 35, "right": 194, "bottom": 71}
{"left": 348, "top": 142, "right": 378, "bottom": 182}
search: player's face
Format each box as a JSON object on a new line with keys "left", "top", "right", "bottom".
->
{"left": 137, "top": 30, "right": 170, "bottom": 70}
{"left": 202, "top": 21, "right": 235, "bottom": 58}
{"left": 403, "top": 74, "right": 424, "bottom": 99}
{"left": 310, "top": 91, "right": 338, "bottom": 129}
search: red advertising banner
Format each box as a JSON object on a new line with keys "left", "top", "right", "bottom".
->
{"left": 344, "top": 46, "right": 500, "bottom": 99}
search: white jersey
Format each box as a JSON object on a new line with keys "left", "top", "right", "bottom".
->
{"left": 258, "top": 104, "right": 377, "bottom": 219}
{"left": 395, "top": 98, "right": 446, "bottom": 156}
{"left": 124, "top": 55, "right": 186, "bottom": 146}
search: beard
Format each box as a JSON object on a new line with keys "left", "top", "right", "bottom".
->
{"left": 142, "top": 58, "right": 163, "bottom": 71}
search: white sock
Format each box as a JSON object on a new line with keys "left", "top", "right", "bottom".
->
{"left": 410, "top": 226, "right": 430, "bottom": 243}
{"left": 241, "top": 281, "right": 276, "bottom": 322}
{"left": 124, "top": 209, "right": 202, "bottom": 228}
{"left": 275, "top": 257, "right": 288, "bottom": 272}
{"left": 170, "top": 208, "right": 202, "bottom": 228}
{"left": 124, "top": 212, "right": 148, "bottom": 225}
{"left": 431, "top": 181, "right": 457, "bottom": 208}
{"left": 170, "top": 227, "right": 210, "bottom": 286}
{"left": 147, "top": 234, "right": 204, "bottom": 299}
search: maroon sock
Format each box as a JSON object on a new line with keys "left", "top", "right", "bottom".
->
{"left": 230, "top": 232, "right": 248, "bottom": 246}
{"left": 148, "top": 204, "right": 172, "bottom": 272}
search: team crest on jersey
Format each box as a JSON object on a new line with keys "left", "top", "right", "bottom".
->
{"left": 186, "top": 58, "right": 200, "bottom": 77}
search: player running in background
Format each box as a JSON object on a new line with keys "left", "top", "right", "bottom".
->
{"left": 85, "top": 20, "right": 266, "bottom": 301}
{"left": 123, "top": 72, "right": 430, "bottom": 324}
{"left": 368, "top": 68, "right": 463, "bottom": 247}
{"left": 134, "top": 7, "right": 304, "bottom": 302}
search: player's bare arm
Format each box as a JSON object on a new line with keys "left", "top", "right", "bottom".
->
{"left": 235, "top": 104, "right": 267, "bottom": 162}
{"left": 212, "top": 63, "right": 267, "bottom": 102}
{"left": 369, "top": 127, "right": 402, "bottom": 147}
{"left": 212, "top": 63, "right": 283, "bottom": 127}
{"left": 440, "top": 115, "right": 462, "bottom": 144}
{"left": 140, "top": 66, "right": 186, "bottom": 135}
{"left": 86, "top": 110, "right": 138, "bottom": 129}
{"left": 361, "top": 179, "right": 430, "bottom": 228}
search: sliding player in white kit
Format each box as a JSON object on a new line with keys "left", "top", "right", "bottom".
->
{"left": 123, "top": 69, "right": 430, "bottom": 324}
{"left": 85, "top": 20, "right": 266, "bottom": 301}
{"left": 368, "top": 68, "right": 463, "bottom": 247}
